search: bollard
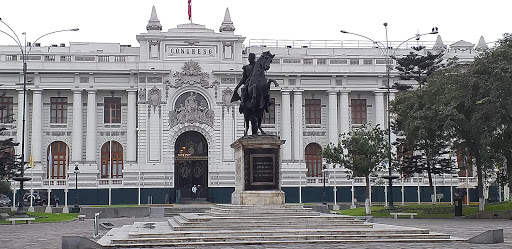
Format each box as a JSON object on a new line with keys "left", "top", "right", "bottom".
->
{"left": 93, "top": 212, "right": 101, "bottom": 238}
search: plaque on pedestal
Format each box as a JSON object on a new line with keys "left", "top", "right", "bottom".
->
{"left": 231, "top": 135, "right": 285, "bottom": 205}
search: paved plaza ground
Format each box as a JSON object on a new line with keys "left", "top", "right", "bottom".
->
{"left": 0, "top": 216, "right": 511, "bottom": 248}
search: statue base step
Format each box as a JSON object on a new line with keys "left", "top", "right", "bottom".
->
{"left": 231, "top": 190, "right": 285, "bottom": 205}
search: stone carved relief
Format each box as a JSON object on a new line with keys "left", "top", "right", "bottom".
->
{"left": 147, "top": 87, "right": 162, "bottom": 114}
{"left": 100, "top": 131, "right": 126, "bottom": 136}
{"left": 221, "top": 78, "right": 235, "bottom": 84}
{"left": 168, "top": 60, "right": 219, "bottom": 89}
{"left": 184, "top": 40, "right": 199, "bottom": 46}
{"left": 169, "top": 92, "right": 214, "bottom": 128}
{"left": 213, "top": 80, "right": 219, "bottom": 100}
{"left": 147, "top": 77, "right": 162, "bottom": 83}
{"left": 303, "top": 131, "right": 326, "bottom": 136}
{"left": 139, "top": 88, "right": 146, "bottom": 102}
{"left": 222, "top": 88, "right": 234, "bottom": 105}
{"left": 149, "top": 41, "right": 161, "bottom": 59}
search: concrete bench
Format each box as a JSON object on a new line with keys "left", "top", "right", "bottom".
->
{"left": 390, "top": 212, "right": 417, "bottom": 219}
{"left": 7, "top": 217, "right": 36, "bottom": 225}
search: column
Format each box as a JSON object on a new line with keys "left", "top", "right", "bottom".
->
{"left": 375, "top": 91, "right": 385, "bottom": 128}
{"left": 339, "top": 91, "right": 350, "bottom": 134}
{"left": 281, "top": 90, "right": 292, "bottom": 160}
{"left": 127, "top": 90, "right": 137, "bottom": 162}
{"left": 293, "top": 90, "right": 303, "bottom": 161}
{"left": 327, "top": 90, "right": 338, "bottom": 145}
{"left": 72, "top": 89, "right": 83, "bottom": 162}
{"left": 16, "top": 90, "right": 26, "bottom": 160}
{"left": 31, "top": 89, "right": 42, "bottom": 163}
{"left": 86, "top": 90, "right": 97, "bottom": 162}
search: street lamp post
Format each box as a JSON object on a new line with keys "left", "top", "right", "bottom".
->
{"left": 73, "top": 162, "right": 80, "bottom": 213}
{"left": 0, "top": 18, "right": 78, "bottom": 213}
{"left": 322, "top": 166, "right": 327, "bottom": 205}
{"left": 340, "top": 23, "right": 438, "bottom": 209}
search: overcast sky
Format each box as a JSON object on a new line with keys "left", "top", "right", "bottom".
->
{"left": 0, "top": 0, "right": 509, "bottom": 48}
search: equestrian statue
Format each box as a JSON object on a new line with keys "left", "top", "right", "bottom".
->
{"left": 231, "top": 51, "right": 279, "bottom": 136}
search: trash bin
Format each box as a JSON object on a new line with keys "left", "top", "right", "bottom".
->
{"left": 454, "top": 192, "right": 463, "bottom": 216}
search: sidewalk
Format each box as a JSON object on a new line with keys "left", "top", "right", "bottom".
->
{"left": 0, "top": 217, "right": 510, "bottom": 248}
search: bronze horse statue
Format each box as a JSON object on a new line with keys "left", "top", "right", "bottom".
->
{"left": 232, "top": 51, "right": 279, "bottom": 136}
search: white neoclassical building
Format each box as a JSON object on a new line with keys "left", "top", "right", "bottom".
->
{"left": 0, "top": 6, "right": 501, "bottom": 206}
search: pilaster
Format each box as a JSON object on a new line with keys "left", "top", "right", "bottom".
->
{"left": 280, "top": 90, "right": 292, "bottom": 161}
{"left": 292, "top": 90, "right": 303, "bottom": 161}
{"left": 339, "top": 90, "right": 350, "bottom": 134}
{"left": 31, "top": 89, "right": 42, "bottom": 163}
{"left": 72, "top": 89, "right": 83, "bottom": 162}
{"left": 327, "top": 90, "right": 338, "bottom": 145}
{"left": 85, "top": 89, "right": 97, "bottom": 162}
{"left": 127, "top": 89, "right": 137, "bottom": 162}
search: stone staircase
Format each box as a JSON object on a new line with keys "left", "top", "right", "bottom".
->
{"left": 97, "top": 204, "right": 465, "bottom": 247}
{"left": 163, "top": 204, "right": 213, "bottom": 217}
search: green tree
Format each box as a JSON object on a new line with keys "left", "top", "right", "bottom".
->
{"left": 390, "top": 77, "right": 457, "bottom": 203}
{"left": 0, "top": 101, "right": 20, "bottom": 196}
{"left": 392, "top": 46, "right": 444, "bottom": 90}
{"left": 467, "top": 33, "right": 512, "bottom": 202}
{"left": 322, "top": 125, "right": 389, "bottom": 214}
{"left": 0, "top": 178, "right": 11, "bottom": 196}
{"left": 434, "top": 64, "right": 496, "bottom": 211}
{"left": 0, "top": 127, "right": 19, "bottom": 178}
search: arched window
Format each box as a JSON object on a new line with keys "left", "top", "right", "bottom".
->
{"left": 305, "top": 143, "right": 322, "bottom": 177}
{"left": 47, "top": 141, "right": 69, "bottom": 179}
{"left": 100, "top": 141, "right": 124, "bottom": 178}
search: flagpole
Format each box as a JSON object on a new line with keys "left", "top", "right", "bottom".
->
{"left": 46, "top": 145, "right": 52, "bottom": 213}
{"left": 188, "top": 0, "right": 192, "bottom": 23}
{"left": 109, "top": 139, "right": 112, "bottom": 206}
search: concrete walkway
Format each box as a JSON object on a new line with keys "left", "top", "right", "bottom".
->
{"left": 0, "top": 217, "right": 510, "bottom": 248}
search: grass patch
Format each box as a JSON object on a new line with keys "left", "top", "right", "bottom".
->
{"left": 0, "top": 211, "right": 79, "bottom": 224}
{"left": 336, "top": 201, "right": 511, "bottom": 218}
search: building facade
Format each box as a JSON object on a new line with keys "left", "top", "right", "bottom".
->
{"left": 0, "top": 7, "right": 501, "bottom": 206}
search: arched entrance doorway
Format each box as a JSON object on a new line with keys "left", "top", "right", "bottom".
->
{"left": 174, "top": 131, "right": 208, "bottom": 200}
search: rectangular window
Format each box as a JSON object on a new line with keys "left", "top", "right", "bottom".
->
{"left": 363, "top": 59, "right": 373, "bottom": 65}
{"left": 376, "top": 59, "right": 387, "bottom": 64}
{"left": 317, "top": 59, "right": 327, "bottom": 65}
{"left": 50, "top": 97, "right": 68, "bottom": 124}
{"left": 303, "top": 59, "right": 313, "bottom": 65}
{"left": 0, "top": 97, "right": 13, "bottom": 123}
{"left": 330, "top": 59, "right": 347, "bottom": 64}
{"left": 104, "top": 97, "right": 121, "bottom": 123}
{"left": 305, "top": 99, "right": 321, "bottom": 124}
{"left": 350, "top": 59, "right": 360, "bottom": 65}
{"left": 351, "top": 99, "right": 367, "bottom": 124}
{"left": 262, "top": 98, "right": 276, "bottom": 124}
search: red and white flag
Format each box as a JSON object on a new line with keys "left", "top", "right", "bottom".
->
{"left": 188, "top": 0, "right": 192, "bottom": 22}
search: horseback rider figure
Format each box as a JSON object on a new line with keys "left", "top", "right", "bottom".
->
{"left": 232, "top": 53, "right": 256, "bottom": 114}
{"left": 231, "top": 51, "right": 279, "bottom": 136}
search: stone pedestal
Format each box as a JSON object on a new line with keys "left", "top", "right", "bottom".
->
{"left": 231, "top": 136, "right": 285, "bottom": 205}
